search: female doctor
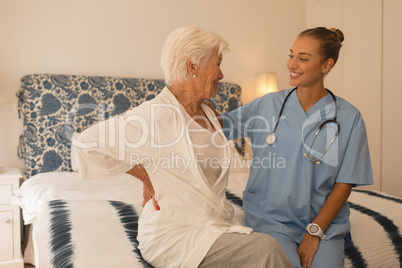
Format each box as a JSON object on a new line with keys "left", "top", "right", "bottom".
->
{"left": 222, "top": 27, "right": 373, "bottom": 267}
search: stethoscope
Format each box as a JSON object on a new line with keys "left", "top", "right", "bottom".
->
{"left": 266, "top": 87, "right": 340, "bottom": 164}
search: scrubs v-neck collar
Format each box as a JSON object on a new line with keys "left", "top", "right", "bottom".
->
{"left": 289, "top": 88, "right": 335, "bottom": 119}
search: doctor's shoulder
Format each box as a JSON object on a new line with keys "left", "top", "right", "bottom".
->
{"left": 336, "top": 96, "right": 363, "bottom": 118}
{"left": 251, "top": 88, "right": 294, "bottom": 111}
{"left": 336, "top": 96, "right": 368, "bottom": 131}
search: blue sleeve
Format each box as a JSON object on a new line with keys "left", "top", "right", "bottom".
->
{"left": 336, "top": 113, "right": 374, "bottom": 186}
{"left": 222, "top": 100, "right": 258, "bottom": 141}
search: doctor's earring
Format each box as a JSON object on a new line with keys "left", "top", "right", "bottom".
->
{"left": 193, "top": 74, "right": 197, "bottom": 78}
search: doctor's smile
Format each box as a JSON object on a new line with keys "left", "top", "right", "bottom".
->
{"left": 290, "top": 72, "right": 302, "bottom": 78}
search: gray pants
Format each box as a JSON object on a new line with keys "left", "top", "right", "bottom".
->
{"left": 199, "top": 232, "right": 292, "bottom": 268}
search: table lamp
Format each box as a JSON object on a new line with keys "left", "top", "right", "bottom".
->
{"left": 255, "top": 72, "right": 278, "bottom": 98}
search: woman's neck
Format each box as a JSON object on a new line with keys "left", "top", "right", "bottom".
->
{"left": 296, "top": 85, "right": 328, "bottom": 112}
{"left": 168, "top": 84, "right": 204, "bottom": 117}
{"left": 168, "top": 83, "right": 216, "bottom": 132}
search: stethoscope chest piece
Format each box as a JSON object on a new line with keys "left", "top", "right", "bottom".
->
{"left": 266, "top": 133, "right": 276, "bottom": 145}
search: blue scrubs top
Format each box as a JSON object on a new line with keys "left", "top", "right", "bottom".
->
{"left": 223, "top": 88, "right": 373, "bottom": 243}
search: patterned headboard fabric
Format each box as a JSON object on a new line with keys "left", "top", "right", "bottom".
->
{"left": 18, "top": 74, "right": 242, "bottom": 178}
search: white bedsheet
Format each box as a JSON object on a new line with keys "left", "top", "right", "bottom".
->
{"left": 11, "top": 171, "right": 144, "bottom": 224}
{"left": 11, "top": 170, "right": 402, "bottom": 267}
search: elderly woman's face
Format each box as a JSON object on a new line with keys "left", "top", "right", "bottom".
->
{"left": 195, "top": 48, "right": 224, "bottom": 99}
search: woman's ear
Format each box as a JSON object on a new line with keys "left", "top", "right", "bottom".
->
{"left": 322, "top": 58, "right": 335, "bottom": 73}
{"left": 187, "top": 58, "right": 197, "bottom": 77}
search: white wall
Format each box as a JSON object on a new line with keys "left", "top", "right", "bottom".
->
{"left": 308, "top": 0, "right": 402, "bottom": 197}
{"left": 382, "top": 0, "right": 402, "bottom": 197}
{"left": 0, "top": 0, "right": 307, "bottom": 171}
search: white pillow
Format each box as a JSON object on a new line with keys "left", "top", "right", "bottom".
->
{"left": 70, "top": 132, "right": 80, "bottom": 171}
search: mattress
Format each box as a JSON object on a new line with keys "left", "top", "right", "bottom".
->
{"left": 12, "top": 170, "right": 402, "bottom": 267}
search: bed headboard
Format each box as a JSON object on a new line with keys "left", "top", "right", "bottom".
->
{"left": 18, "top": 74, "right": 243, "bottom": 178}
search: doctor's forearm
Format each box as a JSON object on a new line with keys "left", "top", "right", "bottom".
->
{"left": 312, "top": 183, "right": 352, "bottom": 232}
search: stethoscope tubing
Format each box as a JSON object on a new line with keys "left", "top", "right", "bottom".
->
{"left": 267, "top": 87, "right": 340, "bottom": 164}
{"left": 271, "top": 87, "right": 297, "bottom": 134}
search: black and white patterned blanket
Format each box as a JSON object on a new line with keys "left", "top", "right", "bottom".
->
{"left": 33, "top": 188, "right": 402, "bottom": 268}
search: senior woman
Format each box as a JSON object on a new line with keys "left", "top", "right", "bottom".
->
{"left": 77, "top": 27, "right": 291, "bottom": 268}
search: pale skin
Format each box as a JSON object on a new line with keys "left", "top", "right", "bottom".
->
{"left": 126, "top": 48, "right": 224, "bottom": 210}
{"left": 288, "top": 35, "right": 352, "bottom": 268}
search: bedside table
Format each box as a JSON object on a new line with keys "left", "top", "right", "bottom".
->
{"left": 0, "top": 168, "right": 24, "bottom": 268}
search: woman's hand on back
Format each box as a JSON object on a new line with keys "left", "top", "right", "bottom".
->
{"left": 126, "top": 164, "right": 160, "bottom": 210}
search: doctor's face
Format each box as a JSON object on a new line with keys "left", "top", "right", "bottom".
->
{"left": 287, "top": 36, "right": 327, "bottom": 89}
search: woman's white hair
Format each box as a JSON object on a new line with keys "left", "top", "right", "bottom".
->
{"left": 161, "top": 26, "right": 230, "bottom": 86}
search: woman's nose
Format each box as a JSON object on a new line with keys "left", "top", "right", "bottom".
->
{"left": 219, "top": 69, "right": 224, "bottom": 80}
{"left": 288, "top": 58, "right": 297, "bottom": 69}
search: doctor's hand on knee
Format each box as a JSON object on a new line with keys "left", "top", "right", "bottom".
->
{"left": 297, "top": 233, "right": 320, "bottom": 268}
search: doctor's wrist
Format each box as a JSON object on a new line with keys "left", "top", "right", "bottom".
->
{"left": 306, "top": 223, "right": 326, "bottom": 240}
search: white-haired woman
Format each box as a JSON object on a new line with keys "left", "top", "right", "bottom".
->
{"left": 78, "top": 27, "right": 291, "bottom": 268}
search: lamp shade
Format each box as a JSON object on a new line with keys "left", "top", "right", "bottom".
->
{"left": 255, "top": 72, "right": 278, "bottom": 98}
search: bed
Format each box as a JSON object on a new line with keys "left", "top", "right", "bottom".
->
{"left": 12, "top": 74, "right": 402, "bottom": 267}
